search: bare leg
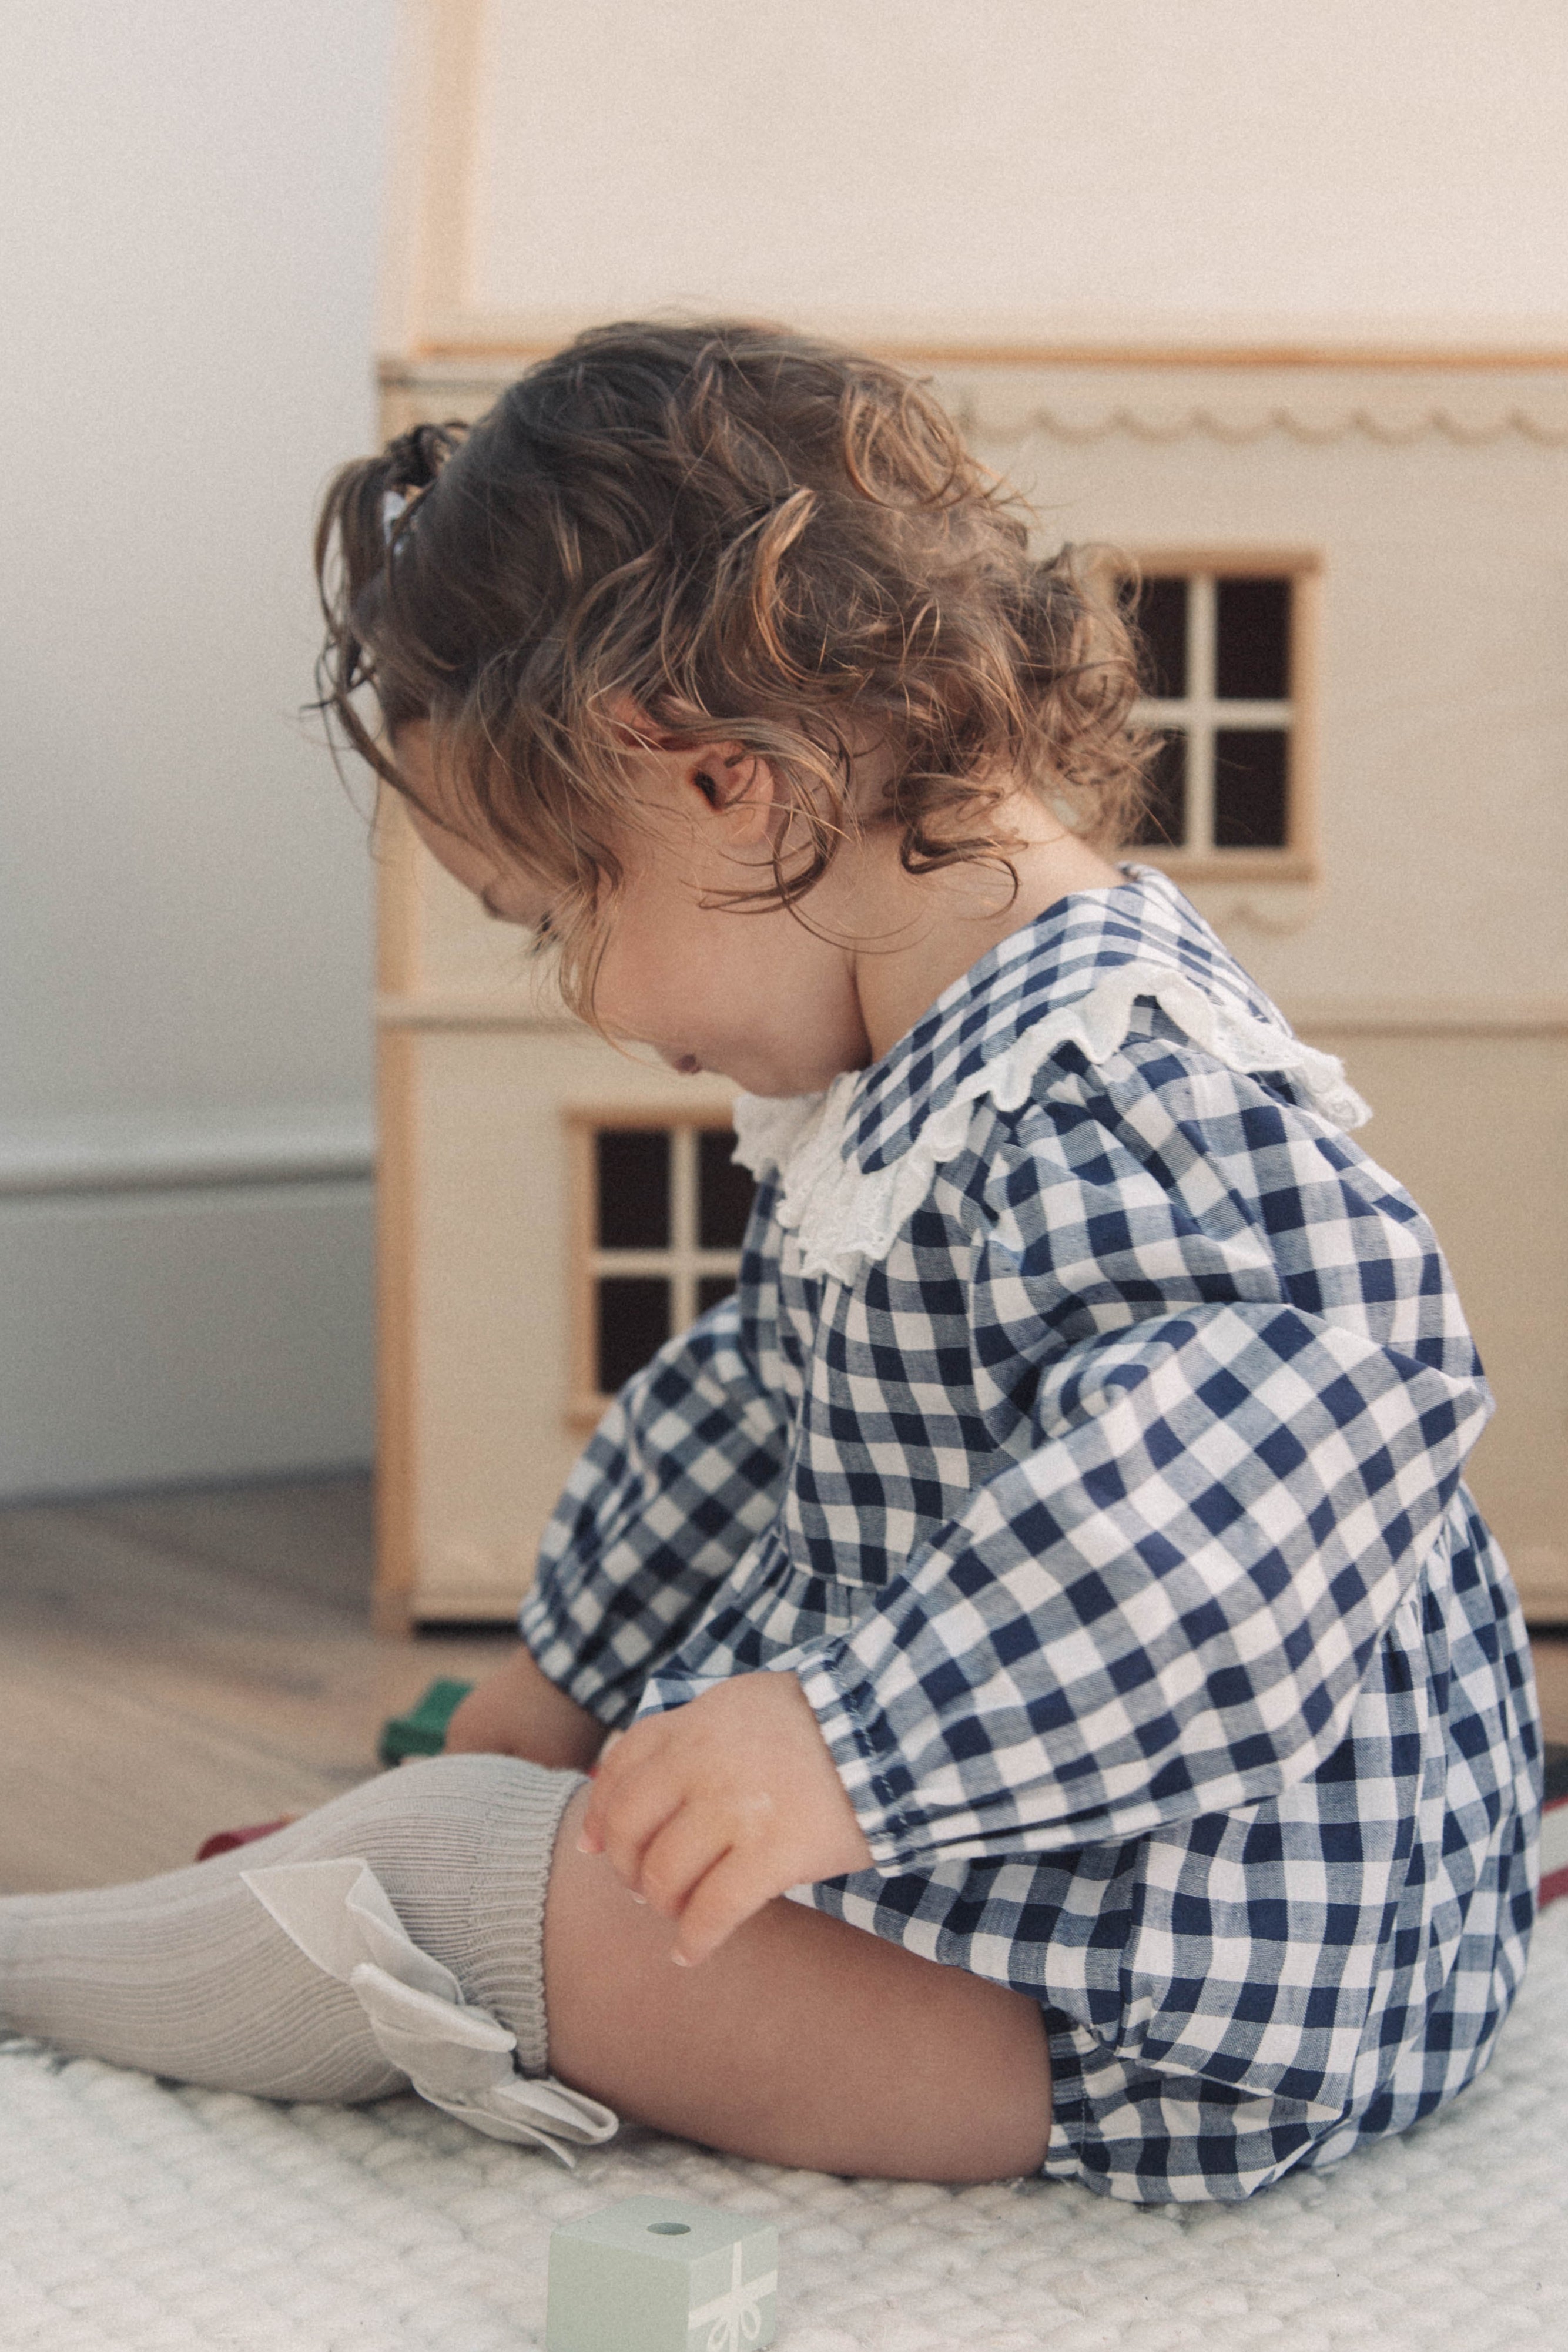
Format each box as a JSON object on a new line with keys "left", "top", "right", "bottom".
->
{"left": 544, "top": 1785, "right": 1052, "bottom": 2183}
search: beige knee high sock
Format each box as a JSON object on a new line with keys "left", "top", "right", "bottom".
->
{"left": 0, "top": 1754, "right": 583, "bottom": 2105}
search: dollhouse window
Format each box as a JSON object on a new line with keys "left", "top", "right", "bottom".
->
{"left": 573, "top": 1116, "right": 755, "bottom": 1413}
{"left": 1124, "top": 562, "right": 1318, "bottom": 877}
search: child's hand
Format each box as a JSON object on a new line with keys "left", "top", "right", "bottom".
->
{"left": 577, "top": 1672, "right": 875, "bottom": 1966}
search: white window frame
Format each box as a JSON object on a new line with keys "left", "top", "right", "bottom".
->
{"left": 568, "top": 1110, "right": 745, "bottom": 1427}
{"left": 1123, "top": 549, "right": 1321, "bottom": 884}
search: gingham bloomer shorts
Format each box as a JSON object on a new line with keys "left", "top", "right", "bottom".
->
{"left": 521, "top": 867, "right": 1543, "bottom": 2202}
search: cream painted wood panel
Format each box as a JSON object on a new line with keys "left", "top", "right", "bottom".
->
{"left": 1297, "top": 1025, "right": 1568, "bottom": 1623}
{"left": 384, "top": 0, "right": 1568, "bottom": 356}
{"left": 950, "top": 411, "right": 1568, "bottom": 1014}
{"left": 375, "top": 790, "right": 737, "bottom": 1624}
{"left": 406, "top": 1025, "right": 733, "bottom": 1619}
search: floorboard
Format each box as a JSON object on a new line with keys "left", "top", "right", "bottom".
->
{"left": 0, "top": 1476, "right": 514, "bottom": 1891}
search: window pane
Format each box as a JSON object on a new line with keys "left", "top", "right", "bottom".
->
{"left": 596, "top": 1276, "right": 671, "bottom": 1392}
{"left": 1215, "top": 578, "right": 1291, "bottom": 701}
{"left": 1131, "top": 732, "right": 1187, "bottom": 847}
{"left": 1213, "top": 729, "right": 1289, "bottom": 848}
{"left": 697, "top": 1128, "right": 755, "bottom": 1248}
{"left": 697, "top": 1273, "right": 737, "bottom": 1316}
{"left": 595, "top": 1128, "right": 670, "bottom": 1249}
{"left": 1133, "top": 576, "right": 1188, "bottom": 701}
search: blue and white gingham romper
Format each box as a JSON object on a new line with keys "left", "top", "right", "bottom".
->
{"left": 520, "top": 865, "right": 1543, "bottom": 2203}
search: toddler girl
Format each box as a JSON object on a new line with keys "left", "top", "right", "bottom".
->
{"left": 0, "top": 322, "right": 1542, "bottom": 2203}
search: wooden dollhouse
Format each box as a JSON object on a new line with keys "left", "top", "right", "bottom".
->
{"left": 368, "top": 1, "right": 1568, "bottom": 1630}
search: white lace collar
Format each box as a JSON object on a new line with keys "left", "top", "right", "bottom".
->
{"left": 731, "top": 868, "right": 1368, "bottom": 1285}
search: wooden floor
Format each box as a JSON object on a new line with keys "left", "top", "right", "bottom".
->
{"left": 0, "top": 1476, "right": 516, "bottom": 1893}
{"left": 1, "top": 1474, "right": 1564, "bottom": 1896}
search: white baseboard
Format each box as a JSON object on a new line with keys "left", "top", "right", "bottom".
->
{"left": 0, "top": 1111, "right": 375, "bottom": 1500}
{"left": 0, "top": 1108, "right": 374, "bottom": 1197}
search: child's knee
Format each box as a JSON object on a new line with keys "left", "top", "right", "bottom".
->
{"left": 194, "top": 1753, "right": 580, "bottom": 2031}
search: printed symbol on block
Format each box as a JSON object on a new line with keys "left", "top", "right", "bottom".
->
{"left": 545, "top": 2195, "right": 778, "bottom": 2352}
{"left": 687, "top": 2236, "right": 775, "bottom": 2350}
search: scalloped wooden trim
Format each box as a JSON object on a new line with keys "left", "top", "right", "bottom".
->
{"left": 387, "top": 339, "right": 1568, "bottom": 374}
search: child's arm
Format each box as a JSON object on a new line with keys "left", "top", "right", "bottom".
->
{"left": 444, "top": 1642, "right": 609, "bottom": 1771}
{"left": 518, "top": 1259, "right": 793, "bottom": 1731}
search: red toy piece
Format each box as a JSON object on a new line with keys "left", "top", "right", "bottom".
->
{"left": 195, "top": 1816, "right": 298, "bottom": 1862}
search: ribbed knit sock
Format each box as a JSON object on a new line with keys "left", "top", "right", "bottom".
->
{"left": 0, "top": 1754, "right": 584, "bottom": 2103}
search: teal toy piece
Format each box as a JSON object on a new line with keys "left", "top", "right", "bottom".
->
{"left": 545, "top": 2196, "right": 778, "bottom": 2352}
{"left": 376, "top": 1677, "right": 475, "bottom": 1767}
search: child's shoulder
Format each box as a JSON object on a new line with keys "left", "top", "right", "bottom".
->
{"left": 974, "top": 864, "right": 1368, "bottom": 1138}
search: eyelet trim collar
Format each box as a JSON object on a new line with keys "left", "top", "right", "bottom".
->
{"left": 732, "top": 869, "right": 1369, "bottom": 1285}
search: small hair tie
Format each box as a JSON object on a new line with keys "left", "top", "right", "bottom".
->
{"left": 381, "top": 481, "right": 431, "bottom": 545}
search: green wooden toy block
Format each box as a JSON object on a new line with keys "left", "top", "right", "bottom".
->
{"left": 376, "top": 1677, "right": 475, "bottom": 1767}
{"left": 545, "top": 2196, "right": 778, "bottom": 2352}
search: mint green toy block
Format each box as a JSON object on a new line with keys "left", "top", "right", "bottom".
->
{"left": 376, "top": 1677, "right": 474, "bottom": 1768}
{"left": 545, "top": 2196, "right": 778, "bottom": 2352}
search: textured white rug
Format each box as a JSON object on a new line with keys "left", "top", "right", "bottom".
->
{"left": 0, "top": 1900, "right": 1562, "bottom": 2352}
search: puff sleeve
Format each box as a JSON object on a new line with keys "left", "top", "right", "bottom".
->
{"left": 518, "top": 1184, "right": 794, "bottom": 1727}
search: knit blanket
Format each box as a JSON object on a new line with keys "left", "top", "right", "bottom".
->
{"left": 1, "top": 1899, "right": 1562, "bottom": 2352}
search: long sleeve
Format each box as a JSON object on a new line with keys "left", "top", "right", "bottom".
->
{"left": 772, "top": 1065, "right": 1494, "bottom": 1867}
{"left": 519, "top": 1189, "right": 795, "bottom": 1727}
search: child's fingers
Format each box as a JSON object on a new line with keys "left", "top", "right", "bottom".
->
{"left": 584, "top": 1754, "right": 685, "bottom": 1893}
{"left": 668, "top": 1850, "right": 776, "bottom": 1969}
{"left": 636, "top": 1808, "right": 732, "bottom": 1922}
{"left": 576, "top": 1724, "right": 651, "bottom": 1852}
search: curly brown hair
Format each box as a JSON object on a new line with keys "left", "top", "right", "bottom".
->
{"left": 314, "top": 319, "right": 1152, "bottom": 1013}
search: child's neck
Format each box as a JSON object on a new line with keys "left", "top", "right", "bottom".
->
{"left": 835, "top": 793, "right": 1124, "bottom": 1064}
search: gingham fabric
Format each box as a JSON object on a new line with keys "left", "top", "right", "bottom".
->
{"left": 520, "top": 867, "right": 1543, "bottom": 2204}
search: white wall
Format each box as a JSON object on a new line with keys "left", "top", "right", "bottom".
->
{"left": 0, "top": 1, "right": 395, "bottom": 1495}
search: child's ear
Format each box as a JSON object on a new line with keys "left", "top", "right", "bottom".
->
{"left": 688, "top": 745, "right": 775, "bottom": 843}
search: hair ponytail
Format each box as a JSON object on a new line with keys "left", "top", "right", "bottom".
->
{"left": 311, "top": 421, "right": 469, "bottom": 784}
